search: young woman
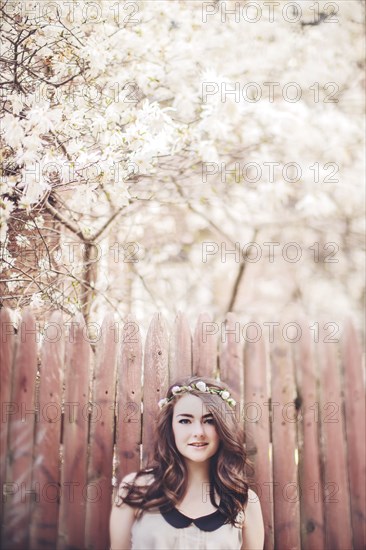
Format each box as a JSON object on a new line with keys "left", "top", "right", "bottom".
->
{"left": 110, "top": 375, "right": 264, "bottom": 549}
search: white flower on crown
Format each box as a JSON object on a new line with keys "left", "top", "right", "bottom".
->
{"left": 158, "top": 398, "right": 169, "bottom": 409}
{"left": 195, "top": 381, "right": 207, "bottom": 392}
{"left": 157, "top": 381, "right": 236, "bottom": 410}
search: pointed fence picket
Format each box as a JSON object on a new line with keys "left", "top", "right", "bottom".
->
{"left": 341, "top": 321, "right": 366, "bottom": 550}
{"left": 271, "top": 335, "right": 301, "bottom": 550}
{"left": 219, "top": 312, "right": 243, "bottom": 404}
{"left": 244, "top": 333, "right": 273, "bottom": 550}
{"left": 85, "top": 313, "right": 117, "bottom": 550}
{"left": 0, "top": 308, "right": 15, "bottom": 539}
{"left": 169, "top": 312, "right": 192, "bottom": 383}
{"left": 318, "top": 331, "right": 353, "bottom": 550}
{"left": 30, "top": 311, "right": 64, "bottom": 549}
{"left": 141, "top": 313, "right": 169, "bottom": 465}
{"left": 2, "top": 310, "right": 38, "bottom": 550}
{"left": 295, "top": 321, "right": 325, "bottom": 550}
{"left": 193, "top": 312, "right": 217, "bottom": 377}
{"left": 58, "top": 313, "right": 91, "bottom": 550}
{"left": 115, "top": 314, "right": 142, "bottom": 479}
{"left": 0, "top": 309, "right": 364, "bottom": 550}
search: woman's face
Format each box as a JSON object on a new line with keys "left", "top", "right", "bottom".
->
{"left": 172, "top": 393, "right": 220, "bottom": 463}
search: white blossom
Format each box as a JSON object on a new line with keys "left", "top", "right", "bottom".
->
{"left": 29, "top": 293, "right": 44, "bottom": 308}
{"left": 1, "top": 114, "right": 25, "bottom": 148}
{"left": 158, "top": 398, "right": 169, "bottom": 409}
{"left": 195, "top": 381, "right": 207, "bottom": 392}
{"left": 8, "top": 94, "right": 24, "bottom": 116}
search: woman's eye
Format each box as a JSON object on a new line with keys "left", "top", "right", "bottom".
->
{"left": 178, "top": 418, "right": 214, "bottom": 424}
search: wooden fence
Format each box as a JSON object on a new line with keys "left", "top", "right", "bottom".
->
{"left": 0, "top": 308, "right": 365, "bottom": 550}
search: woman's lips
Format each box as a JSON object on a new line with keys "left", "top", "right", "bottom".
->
{"left": 189, "top": 443, "right": 208, "bottom": 447}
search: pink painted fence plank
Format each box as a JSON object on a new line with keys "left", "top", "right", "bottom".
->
{"left": 244, "top": 333, "right": 273, "bottom": 550}
{"left": 193, "top": 313, "right": 217, "bottom": 378}
{"left": 2, "top": 310, "right": 38, "bottom": 549}
{"left": 295, "top": 321, "right": 325, "bottom": 550}
{"left": 270, "top": 336, "right": 301, "bottom": 550}
{"left": 0, "top": 308, "right": 16, "bottom": 537}
{"left": 169, "top": 311, "right": 192, "bottom": 383}
{"left": 142, "top": 313, "right": 169, "bottom": 466}
{"left": 341, "top": 320, "right": 366, "bottom": 549}
{"left": 317, "top": 335, "right": 353, "bottom": 550}
{"left": 85, "top": 313, "right": 118, "bottom": 550}
{"left": 30, "top": 311, "right": 64, "bottom": 549}
{"left": 58, "top": 314, "right": 91, "bottom": 550}
{"left": 115, "top": 314, "right": 142, "bottom": 480}
{"left": 219, "top": 312, "right": 243, "bottom": 403}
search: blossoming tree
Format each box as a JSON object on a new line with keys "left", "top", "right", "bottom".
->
{"left": 0, "top": 0, "right": 364, "bottom": 329}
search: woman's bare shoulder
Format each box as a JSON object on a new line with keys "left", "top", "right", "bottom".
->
{"left": 241, "top": 489, "right": 264, "bottom": 549}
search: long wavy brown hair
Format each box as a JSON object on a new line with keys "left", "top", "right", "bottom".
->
{"left": 116, "top": 375, "right": 250, "bottom": 527}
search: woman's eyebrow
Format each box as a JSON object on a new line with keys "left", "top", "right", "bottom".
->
{"left": 176, "top": 413, "right": 213, "bottom": 418}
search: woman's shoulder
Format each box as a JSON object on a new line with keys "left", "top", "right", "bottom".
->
{"left": 244, "top": 489, "right": 262, "bottom": 512}
{"left": 246, "top": 489, "right": 258, "bottom": 503}
{"left": 242, "top": 489, "right": 264, "bottom": 527}
{"left": 235, "top": 489, "right": 261, "bottom": 524}
{"left": 241, "top": 489, "right": 265, "bottom": 548}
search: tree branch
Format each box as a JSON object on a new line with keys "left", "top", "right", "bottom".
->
{"left": 226, "top": 229, "right": 259, "bottom": 314}
{"left": 45, "top": 200, "right": 86, "bottom": 239}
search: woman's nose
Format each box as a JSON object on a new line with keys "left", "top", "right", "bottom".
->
{"left": 192, "top": 421, "right": 206, "bottom": 436}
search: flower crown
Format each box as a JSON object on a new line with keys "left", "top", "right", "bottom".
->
{"left": 158, "top": 380, "right": 236, "bottom": 409}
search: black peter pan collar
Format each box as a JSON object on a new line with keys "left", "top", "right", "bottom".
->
{"left": 159, "top": 506, "right": 227, "bottom": 532}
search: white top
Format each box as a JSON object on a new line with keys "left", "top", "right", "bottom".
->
{"left": 130, "top": 506, "right": 244, "bottom": 550}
